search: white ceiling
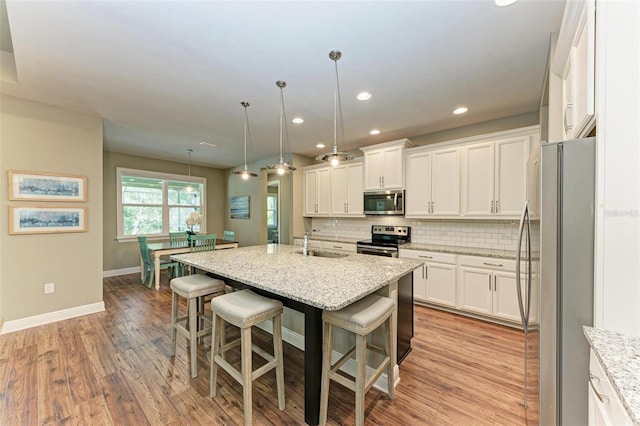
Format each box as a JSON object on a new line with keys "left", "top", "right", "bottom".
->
{"left": 1, "top": 0, "right": 565, "bottom": 169}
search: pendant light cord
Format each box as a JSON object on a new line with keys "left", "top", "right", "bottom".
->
{"left": 242, "top": 101, "right": 251, "bottom": 168}
{"left": 333, "top": 57, "right": 345, "bottom": 153}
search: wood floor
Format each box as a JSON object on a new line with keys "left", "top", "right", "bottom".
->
{"left": 0, "top": 272, "right": 539, "bottom": 425}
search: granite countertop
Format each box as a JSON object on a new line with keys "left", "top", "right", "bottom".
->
{"left": 173, "top": 244, "right": 423, "bottom": 311}
{"left": 399, "top": 242, "right": 520, "bottom": 260}
{"left": 584, "top": 326, "right": 640, "bottom": 424}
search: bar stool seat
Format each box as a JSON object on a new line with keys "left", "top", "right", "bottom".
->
{"left": 319, "top": 294, "right": 395, "bottom": 426}
{"left": 170, "top": 273, "right": 226, "bottom": 378}
{"left": 209, "top": 289, "right": 285, "bottom": 426}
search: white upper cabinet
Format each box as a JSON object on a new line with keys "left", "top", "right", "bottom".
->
{"left": 405, "top": 147, "right": 460, "bottom": 217}
{"left": 461, "top": 135, "right": 530, "bottom": 218}
{"left": 360, "top": 139, "right": 412, "bottom": 190}
{"left": 304, "top": 167, "right": 331, "bottom": 216}
{"left": 554, "top": 0, "right": 596, "bottom": 140}
{"left": 330, "top": 161, "right": 364, "bottom": 216}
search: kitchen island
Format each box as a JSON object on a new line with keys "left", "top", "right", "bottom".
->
{"left": 172, "top": 243, "right": 422, "bottom": 426}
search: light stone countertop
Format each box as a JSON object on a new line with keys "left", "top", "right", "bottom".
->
{"left": 584, "top": 326, "right": 640, "bottom": 424}
{"left": 399, "top": 243, "right": 520, "bottom": 259}
{"left": 173, "top": 244, "right": 423, "bottom": 311}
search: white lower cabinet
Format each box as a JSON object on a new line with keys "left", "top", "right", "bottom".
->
{"left": 458, "top": 256, "right": 529, "bottom": 325}
{"left": 292, "top": 239, "right": 356, "bottom": 254}
{"left": 399, "top": 249, "right": 457, "bottom": 308}
{"left": 588, "top": 350, "right": 633, "bottom": 425}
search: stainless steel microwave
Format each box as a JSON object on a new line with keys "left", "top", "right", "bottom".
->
{"left": 363, "top": 190, "right": 405, "bottom": 215}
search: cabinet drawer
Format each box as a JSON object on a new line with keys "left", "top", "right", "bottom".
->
{"left": 399, "top": 249, "right": 456, "bottom": 264}
{"left": 589, "top": 350, "right": 633, "bottom": 425}
{"left": 322, "top": 242, "right": 356, "bottom": 253}
{"left": 458, "top": 255, "right": 517, "bottom": 272}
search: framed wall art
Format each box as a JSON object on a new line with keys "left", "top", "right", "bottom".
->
{"left": 9, "top": 205, "right": 88, "bottom": 235}
{"left": 230, "top": 195, "right": 250, "bottom": 219}
{"left": 8, "top": 170, "right": 87, "bottom": 202}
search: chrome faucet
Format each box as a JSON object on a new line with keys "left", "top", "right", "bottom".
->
{"left": 302, "top": 230, "right": 314, "bottom": 256}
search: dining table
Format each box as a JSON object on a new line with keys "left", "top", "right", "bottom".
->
{"left": 144, "top": 239, "right": 239, "bottom": 290}
{"left": 172, "top": 243, "right": 422, "bottom": 426}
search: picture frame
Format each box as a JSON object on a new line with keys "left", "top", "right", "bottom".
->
{"left": 230, "top": 195, "right": 250, "bottom": 219}
{"left": 9, "top": 205, "right": 88, "bottom": 235}
{"left": 8, "top": 170, "right": 87, "bottom": 202}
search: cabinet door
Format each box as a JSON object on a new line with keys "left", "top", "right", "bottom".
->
{"left": 316, "top": 168, "right": 331, "bottom": 215}
{"left": 494, "top": 137, "right": 528, "bottom": 216}
{"left": 346, "top": 163, "right": 363, "bottom": 215}
{"left": 363, "top": 150, "right": 384, "bottom": 190}
{"left": 381, "top": 146, "right": 404, "bottom": 189}
{"left": 493, "top": 271, "right": 522, "bottom": 323}
{"left": 572, "top": 0, "right": 595, "bottom": 138}
{"left": 462, "top": 142, "right": 494, "bottom": 216}
{"left": 588, "top": 384, "right": 608, "bottom": 426}
{"left": 413, "top": 266, "right": 428, "bottom": 303}
{"left": 458, "top": 267, "right": 492, "bottom": 315}
{"left": 431, "top": 147, "right": 460, "bottom": 216}
{"left": 405, "top": 151, "right": 431, "bottom": 216}
{"left": 330, "top": 165, "right": 348, "bottom": 214}
{"left": 304, "top": 170, "right": 318, "bottom": 216}
{"left": 425, "top": 262, "right": 457, "bottom": 308}
{"left": 562, "top": 58, "right": 574, "bottom": 140}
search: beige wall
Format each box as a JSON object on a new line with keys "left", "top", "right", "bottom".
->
{"left": 103, "top": 151, "right": 227, "bottom": 272}
{"left": 0, "top": 95, "right": 103, "bottom": 322}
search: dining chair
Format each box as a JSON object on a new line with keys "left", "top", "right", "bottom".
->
{"left": 137, "top": 236, "right": 180, "bottom": 288}
{"left": 169, "top": 231, "right": 188, "bottom": 246}
{"left": 223, "top": 230, "right": 235, "bottom": 241}
{"left": 189, "top": 233, "right": 217, "bottom": 252}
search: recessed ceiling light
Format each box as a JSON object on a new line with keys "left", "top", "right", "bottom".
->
{"left": 357, "top": 92, "right": 372, "bottom": 101}
{"left": 292, "top": 117, "right": 304, "bottom": 124}
{"left": 495, "top": 0, "right": 517, "bottom": 6}
{"left": 370, "top": 129, "right": 381, "bottom": 135}
{"left": 316, "top": 143, "right": 325, "bottom": 149}
{"left": 199, "top": 141, "right": 217, "bottom": 147}
{"left": 453, "top": 107, "right": 468, "bottom": 115}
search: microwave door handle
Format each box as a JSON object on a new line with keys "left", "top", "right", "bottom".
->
{"left": 394, "top": 192, "right": 398, "bottom": 209}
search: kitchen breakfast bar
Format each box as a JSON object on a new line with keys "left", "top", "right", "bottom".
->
{"left": 172, "top": 244, "right": 422, "bottom": 426}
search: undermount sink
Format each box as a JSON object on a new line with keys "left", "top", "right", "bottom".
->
{"left": 294, "top": 250, "right": 349, "bottom": 259}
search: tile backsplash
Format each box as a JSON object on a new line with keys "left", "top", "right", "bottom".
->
{"left": 310, "top": 217, "right": 535, "bottom": 251}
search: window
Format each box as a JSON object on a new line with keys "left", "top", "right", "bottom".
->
{"left": 117, "top": 168, "right": 206, "bottom": 240}
{"left": 267, "top": 194, "right": 278, "bottom": 227}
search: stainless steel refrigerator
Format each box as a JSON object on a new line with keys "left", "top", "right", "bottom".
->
{"left": 516, "top": 137, "right": 596, "bottom": 425}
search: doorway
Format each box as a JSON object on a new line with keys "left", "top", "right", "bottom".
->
{"left": 267, "top": 181, "right": 279, "bottom": 243}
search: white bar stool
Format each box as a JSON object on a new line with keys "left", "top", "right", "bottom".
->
{"left": 170, "top": 273, "right": 226, "bottom": 378}
{"left": 209, "top": 289, "right": 285, "bottom": 426}
{"left": 319, "top": 294, "right": 395, "bottom": 426}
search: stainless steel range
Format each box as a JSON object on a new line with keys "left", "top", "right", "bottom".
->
{"left": 357, "top": 225, "right": 413, "bottom": 364}
{"left": 356, "top": 225, "right": 411, "bottom": 257}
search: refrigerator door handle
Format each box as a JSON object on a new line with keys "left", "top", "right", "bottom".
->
{"left": 515, "top": 201, "right": 530, "bottom": 331}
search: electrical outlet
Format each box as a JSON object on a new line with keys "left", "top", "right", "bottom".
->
{"left": 44, "top": 282, "right": 55, "bottom": 294}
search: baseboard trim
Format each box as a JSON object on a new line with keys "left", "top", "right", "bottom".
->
{"left": 256, "top": 320, "right": 398, "bottom": 391}
{"left": 103, "top": 266, "right": 141, "bottom": 277}
{"left": 1, "top": 302, "right": 106, "bottom": 335}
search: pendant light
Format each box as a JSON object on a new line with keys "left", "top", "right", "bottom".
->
{"left": 185, "top": 148, "right": 194, "bottom": 193}
{"left": 264, "top": 81, "right": 296, "bottom": 175}
{"left": 232, "top": 101, "right": 258, "bottom": 180}
{"left": 316, "top": 50, "right": 354, "bottom": 166}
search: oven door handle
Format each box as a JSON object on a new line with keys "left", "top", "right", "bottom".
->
{"left": 357, "top": 245, "right": 398, "bottom": 257}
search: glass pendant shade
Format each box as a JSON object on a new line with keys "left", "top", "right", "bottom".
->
{"left": 232, "top": 101, "right": 258, "bottom": 179}
{"left": 264, "top": 81, "right": 296, "bottom": 174}
{"left": 316, "top": 50, "right": 354, "bottom": 166}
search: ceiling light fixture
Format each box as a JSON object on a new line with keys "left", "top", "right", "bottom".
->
{"left": 316, "top": 143, "right": 325, "bottom": 149}
{"left": 370, "top": 129, "right": 381, "bottom": 135}
{"left": 185, "top": 148, "right": 194, "bottom": 193}
{"left": 453, "top": 107, "right": 468, "bottom": 115}
{"left": 357, "top": 92, "right": 372, "bottom": 101}
{"left": 232, "top": 101, "right": 258, "bottom": 180}
{"left": 264, "top": 81, "right": 296, "bottom": 175}
{"left": 199, "top": 141, "right": 217, "bottom": 148}
{"left": 317, "top": 50, "right": 354, "bottom": 167}
{"left": 292, "top": 117, "right": 304, "bottom": 124}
